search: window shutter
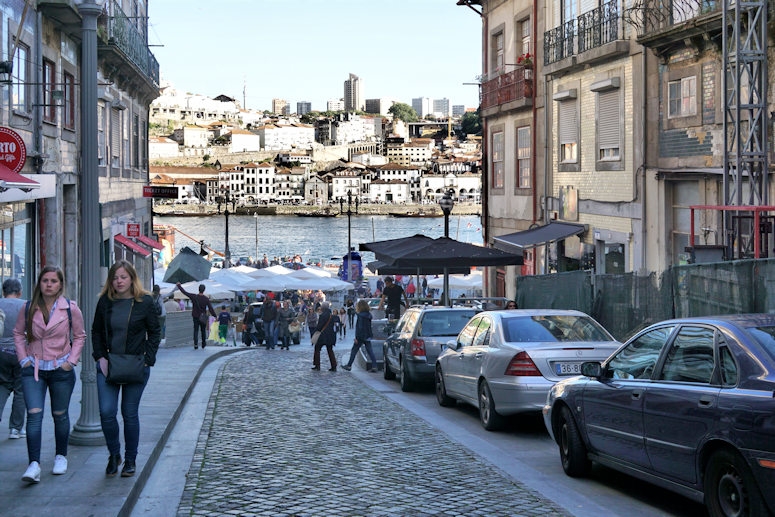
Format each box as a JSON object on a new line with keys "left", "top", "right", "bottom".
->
{"left": 559, "top": 100, "right": 577, "bottom": 145}
{"left": 111, "top": 109, "right": 121, "bottom": 159}
{"left": 598, "top": 90, "right": 620, "bottom": 149}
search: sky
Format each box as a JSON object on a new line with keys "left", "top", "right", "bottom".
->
{"left": 148, "top": 0, "right": 483, "bottom": 113}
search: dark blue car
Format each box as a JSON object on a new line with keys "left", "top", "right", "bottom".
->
{"left": 543, "top": 314, "right": 775, "bottom": 517}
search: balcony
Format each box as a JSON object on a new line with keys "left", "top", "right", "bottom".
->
{"left": 480, "top": 67, "right": 532, "bottom": 115}
{"left": 98, "top": 0, "right": 159, "bottom": 98}
{"left": 544, "top": 0, "right": 629, "bottom": 74}
{"left": 623, "top": 0, "right": 722, "bottom": 55}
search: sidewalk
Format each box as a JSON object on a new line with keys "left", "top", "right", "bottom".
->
{"left": 0, "top": 343, "right": 239, "bottom": 517}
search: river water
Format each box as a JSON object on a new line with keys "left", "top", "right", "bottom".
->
{"left": 155, "top": 213, "right": 483, "bottom": 265}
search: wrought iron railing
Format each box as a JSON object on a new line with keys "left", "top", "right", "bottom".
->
{"left": 578, "top": 0, "right": 620, "bottom": 53}
{"left": 623, "top": 0, "right": 720, "bottom": 38}
{"left": 104, "top": 1, "right": 159, "bottom": 86}
{"left": 544, "top": 19, "right": 576, "bottom": 65}
{"left": 480, "top": 67, "right": 530, "bottom": 110}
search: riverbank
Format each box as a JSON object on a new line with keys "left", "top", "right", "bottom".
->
{"left": 153, "top": 202, "right": 481, "bottom": 217}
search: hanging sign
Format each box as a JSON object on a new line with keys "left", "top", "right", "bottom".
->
{"left": 0, "top": 127, "right": 27, "bottom": 174}
{"left": 126, "top": 223, "right": 141, "bottom": 237}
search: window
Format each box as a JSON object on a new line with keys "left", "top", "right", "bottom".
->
{"left": 42, "top": 59, "right": 56, "bottom": 123}
{"left": 491, "top": 130, "right": 504, "bottom": 189}
{"left": 562, "top": 0, "right": 578, "bottom": 23}
{"left": 659, "top": 326, "right": 715, "bottom": 383}
{"left": 11, "top": 42, "right": 30, "bottom": 112}
{"left": 668, "top": 76, "right": 696, "bottom": 118}
{"left": 133, "top": 114, "right": 140, "bottom": 167}
{"left": 597, "top": 89, "right": 620, "bottom": 161}
{"left": 111, "top": 108, "right": 122, "bottom": 169}
{"left": 98, "top": 102, "right": 106, "bottom": 166}
{"left": 517, "top": 126, "right": 531, "bottom": 188}
{"left": 606, "top": 326, "right": 674, "bottom": 380}
{"left": 520, "top": 19, "right": 531, "bottom": 55}
{"left": 559, "top": 100, "right": 578, "bottom": 163}
{"left": 492, "top": 32, "right": 504, "bottom": 73}
{"left": 63, "top": 72, "right": 75, "bottom": 129}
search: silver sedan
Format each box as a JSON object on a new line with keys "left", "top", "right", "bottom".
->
{"left": 435, "top": 309, "right": 620, "bottom": 431}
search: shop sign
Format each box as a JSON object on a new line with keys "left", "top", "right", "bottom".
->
{"left": 0, "top": 127, "right": 27, "bottom": 174}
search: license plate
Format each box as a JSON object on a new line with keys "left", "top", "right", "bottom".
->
{"left": 555, "top": 362, "right": 583, "bottom": 375}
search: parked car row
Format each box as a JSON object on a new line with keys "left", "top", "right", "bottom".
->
{"left": 378, "top": 307, "right": 775, "bottom": 517}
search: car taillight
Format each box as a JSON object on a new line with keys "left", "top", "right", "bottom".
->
{"left": 505, "top": 352, "right": 541, "bottom": 376}
{"left": 410, "top": 338, "right": 426, "bottom": 357}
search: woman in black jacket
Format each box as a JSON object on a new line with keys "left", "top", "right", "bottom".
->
{"left": 311, "top": 302, "right": 338, "bottom": 371}
{"left": 92, "top": 260, "right": 160, "bottom": 478}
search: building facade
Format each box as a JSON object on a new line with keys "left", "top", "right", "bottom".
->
{"left": 343, "top": 73, "right": 363, "bottom": 112}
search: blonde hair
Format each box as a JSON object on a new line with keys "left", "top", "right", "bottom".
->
{"left": 100, "top": 260, "right": 148, "bottom": 301}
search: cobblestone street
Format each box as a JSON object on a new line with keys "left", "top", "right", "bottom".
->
{"left": 176, "top": 349, "right": 571, "bottom": 516}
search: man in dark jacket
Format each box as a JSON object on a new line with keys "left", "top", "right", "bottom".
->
{"left": 261, "top": 296, "right": 278, "bottom": 349}
{"left": 311, "top": 302, "right": 338, "bottom": 371}
{"left": 176, "top": 283, "right": 216, "bottom": 350}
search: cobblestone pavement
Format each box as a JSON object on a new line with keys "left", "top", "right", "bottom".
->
{"left": 176, "top": 349, "right": 572, "bottom": 517}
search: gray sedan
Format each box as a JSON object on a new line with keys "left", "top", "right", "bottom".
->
{"left": 435, "top": 309, "right": 619, "bottom": 431}
{"left": 543, "top": 314, "right": 775, "bottom": 517}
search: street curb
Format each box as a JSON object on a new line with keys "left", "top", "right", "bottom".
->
{"left": 118, "top": 347, "right": 250, "bottom": 517}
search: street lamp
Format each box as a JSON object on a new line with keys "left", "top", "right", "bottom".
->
{"left": 254, "top": 211, "right": 258, "bottom": 259}
{"left": 339, "top": 190, "right": 360, "bottom": 282}
{"left": 438, "top": 189, "right": 455, "bottom": 306}
{"left": 221, "top": 186, "right": 231, "bottom": 268}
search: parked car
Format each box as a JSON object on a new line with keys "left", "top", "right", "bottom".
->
{"left": 543, "top": 314, "right": 775, "bottom": 517}
{"left": 383, "top": 306, "right": 480, "bottom": 392}
{"left": 435, "top": 309, "right": 619, "bottom": 430}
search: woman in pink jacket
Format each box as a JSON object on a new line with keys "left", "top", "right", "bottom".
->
{"left": 14, "top": 266, "right": 86, "bottom": 484}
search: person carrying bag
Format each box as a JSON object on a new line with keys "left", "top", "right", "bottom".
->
{"left": 92, "top": 260, "right": 161, "bottom": 478}
{"left": 311, "top": 302, "right": 338, "bottom": 371}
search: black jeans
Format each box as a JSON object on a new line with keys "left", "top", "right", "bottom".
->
{"left": 193, "top": 317, "right": 207, "bottom": 347}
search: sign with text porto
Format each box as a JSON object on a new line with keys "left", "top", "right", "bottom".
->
{"left": 0, "top": 127, "right": 27, "bottom": 174}
{"left": 143, "top": 186, "right": 178, "bottom": 199}
{"left": 126, "top": 223, "right": 140, "bottom": 237}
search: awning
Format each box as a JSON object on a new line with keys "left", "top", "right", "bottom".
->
{"left": 115, "top": 234, "right": 151, "bottom": 257}
{"left": 493, "top": 222, "right": 586, "bottom": 252}
{"left": 0, "top": 163, "right": 39, "bottom": 192}
{"left": 136, "top": 235, "right": 164, "bottom": 250}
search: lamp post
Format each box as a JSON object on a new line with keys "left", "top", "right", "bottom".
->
{"left": 254, "top": 211, "right": 258, "bottom": 259}
{"left": 438, "top": 189, "right": 455, "bottom": 306}
{"left": 339, "top": 190, "right": 359, "bottom": 282}
{"left": 221, "top": 186, "right": 231, "bottom": 268}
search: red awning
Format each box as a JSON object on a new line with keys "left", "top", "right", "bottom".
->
{"left": 136, "top": 235, "right": 164, "bottom": 250}
{"left": 115, "top": 234, "right": 151, "bottom": 257}
{"left": 0, "top": 163, "right": 39, "bottom": 191}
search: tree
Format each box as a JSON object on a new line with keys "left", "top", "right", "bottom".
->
{"left": 460, "top": 109, "right": 482, "bottom": 136}
{"left": 388, "top": 102, "right": 419, "bottom": 123}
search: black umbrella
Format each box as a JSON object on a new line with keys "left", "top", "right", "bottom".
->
{"left": 163, "top": 246, "right": 212, "bottom": 284}
{"left": 361, "top": 235, "right": 523, "bottom": 268}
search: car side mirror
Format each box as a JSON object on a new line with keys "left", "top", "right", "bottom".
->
{"left": 581, "top": 361, "right": 602, "bottom": 378}
{"left": 445, "top": 339, "right": 461, "bottom": 351}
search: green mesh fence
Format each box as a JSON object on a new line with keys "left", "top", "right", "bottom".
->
{"left": 514, "top": 259, "right": 775, "bottom": 342}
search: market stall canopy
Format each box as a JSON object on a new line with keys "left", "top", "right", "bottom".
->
{"left": 492, "top": 222, "right": 586, "bottom": 253}
{"left": 361, "top": 235, "right": 523, "bottom": 268}
{"left": 163, "top": 247, "right": 211, "bottom": 284}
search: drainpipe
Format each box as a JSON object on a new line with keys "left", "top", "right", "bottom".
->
{"left": 639, "top": 47, "right": 647, "bottom": 274}
{"left": 34, "top": 11, "right": 47, "bottom": 265}
{"left": 532, "top": 0, "right": 538, "bottom": 227}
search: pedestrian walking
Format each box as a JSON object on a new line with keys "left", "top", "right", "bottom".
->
{"left": 176, "top": 282, "right": 216, "bottom": 349}
{"left": 346, "top": 299, "right": 355, "bottom": 328}
{"left": 377, "top": 276, "right": 408, "bottom": 321}
{"left": 14, "top": 266, "right": 86, "bottom": 483}
{"left": 0, "top": 278, "right": 25, "bottom": 440}
{"left": 276, "top": 300, "right": 294, "bottom": 350}
{"left": 163, "top": 294, "right": 180, "bottom": 313}
{"left": 217, "top": 305, "right": 232, "bottom": 344}
{"left": 261, "top": 296, "right": 278, "bottom": 349}
{"left": 338, "top": 308, "right": 347, "bottom": 338}
{"left": 342, "top": 299, "right": 377, "bottom": 372}
{"left": 311, "top": 302, "right": 338, "bottom": 371}
{"left": 305, "top": 305, "right": 318, "bottom": 338}
{"left": 152, "top": 284, "right": 166, "bottom": 345}
{"left": 92, "top": 260, "right": 161, "bottom": 478}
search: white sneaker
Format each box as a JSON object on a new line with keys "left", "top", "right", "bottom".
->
{"left": 9, "top": 428, "right": 20, "bottom": 439}
{"left": 52, "top": 455, "right": 68, "bottom": 475}
{"left": 22, "top": 461, "right": 41, "bottom": 483}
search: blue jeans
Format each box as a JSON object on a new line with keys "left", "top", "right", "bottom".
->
{"left": 264, "top": 320, "right": 276, "bottom": 349}
{"left": 0, "top": 351, "right": 25, "bottom": 431}
{"left": 346, "top": 339, "right": 377, "bottom": 369}
{"left": 97, "top": 366, "right": 150, "bottom": 461}
{"left": 20, "top": 365, "right": 76, "bottom": 463}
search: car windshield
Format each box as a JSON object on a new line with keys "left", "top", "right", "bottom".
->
{"left": 745, "top": 325, "right": 775, "bottom": 361}
{"left": 502, "top": 315, "right": 613, "bottom": 343}
{"left": 418, "top": 311, "right": 478, "bottom": 337}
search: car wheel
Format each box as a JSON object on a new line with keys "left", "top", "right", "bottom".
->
{"left": 435, "top": 365, "right": 455, "bottom": 407}
{"left": 399, "top": 358, "right": 416, "bottom": 392}
{"left": 558, "top": 405, "right": 591, "bottom": 477}
{"left": 704, "top": 449, "right": 768, "bottom": 517}
{"left": 383, "top": 345, "right": 396, "bottom": 380}
{"left": 478, "top": 380, "right": 505, "bottom": 431}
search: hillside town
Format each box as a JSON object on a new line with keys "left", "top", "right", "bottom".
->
{"left": 148, "top": 82, "right": 482, "bottom": 207}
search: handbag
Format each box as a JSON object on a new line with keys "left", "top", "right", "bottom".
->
{"left": 107, "top": 353, "right": 145, "bottom": 384}
{"left": 289, "top": 321, "right": 301, "bottom": 333}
